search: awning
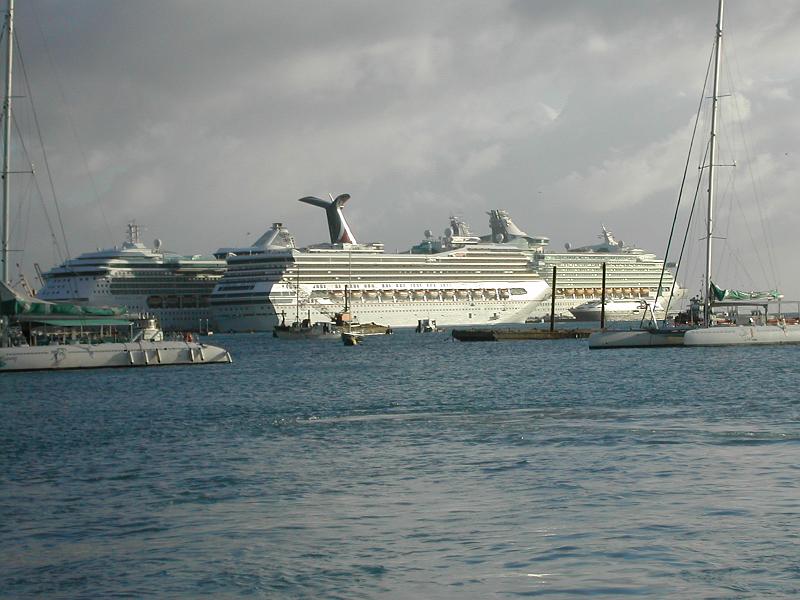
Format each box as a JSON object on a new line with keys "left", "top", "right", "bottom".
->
{"left": 20, "top": 318, "right": 133, "bottom": 327}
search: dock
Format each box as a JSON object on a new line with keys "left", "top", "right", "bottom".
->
{"left": 451, "top": 328, "right": 595, "bottom": 341}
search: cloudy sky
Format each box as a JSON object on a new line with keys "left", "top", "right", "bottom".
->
{"left": 8, "top": 0, "right": 800, "bottom": 299}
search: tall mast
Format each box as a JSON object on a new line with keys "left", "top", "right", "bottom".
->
{"left": 1, "top": 0, "right": 13, "bottom": 284}
{"left": 704, "top": 0, "right": 724, "bottom": 327}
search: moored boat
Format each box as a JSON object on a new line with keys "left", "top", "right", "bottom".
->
{"left": 0, "top": 283, "right": 232, "bottom": 372}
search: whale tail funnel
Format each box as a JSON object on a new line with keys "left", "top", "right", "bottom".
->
{"left": 298, "top": 193, "right": 357, "bottom": 244}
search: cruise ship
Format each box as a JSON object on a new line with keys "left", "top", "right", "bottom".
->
{"left": 36, "top": 223, "right": 226, "bottom": 331}
{"left": 483, "top": 210, "right": 682, "bottom": 318}
{"left": 209, "top": 194, "right": 550, "bottom": 332}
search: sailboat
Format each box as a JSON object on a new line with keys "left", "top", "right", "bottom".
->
{"left": 0, "top": 0, "right": 232, "bottom": 370}
{"left": 589, "top": 0, "right": 800, "bottom": 349}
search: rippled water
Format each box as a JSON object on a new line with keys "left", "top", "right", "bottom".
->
{"left": 2, "top": 331, "right": 799, "bottom": 598}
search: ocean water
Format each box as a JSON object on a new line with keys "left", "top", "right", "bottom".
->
{"left": 1, "top": 330, "right": 799, "bottom": 599}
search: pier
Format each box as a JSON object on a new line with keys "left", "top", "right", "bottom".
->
{"left": 451, "top": 328, "right": 595, "bottom": 341}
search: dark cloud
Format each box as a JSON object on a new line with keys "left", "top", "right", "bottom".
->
{"left": 7, "top": 0, "right": 800, "bottom": 298}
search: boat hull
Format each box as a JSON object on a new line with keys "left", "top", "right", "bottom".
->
{"left": 273, "top": 326, "right": 338, "bottom": 340}
{"left": 215, "top": 295, "right": 544, "bottom": 333}
{"left": 0, "top": 341, "right": 232, "bottom": 372}
{"left": 588, "top": 329, "right": 686, "bottom": 348}
{"left": 683, "top": 325, "right": 800, "bottom": 346}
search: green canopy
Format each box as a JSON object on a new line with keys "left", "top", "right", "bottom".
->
{"left": 710, "top": 281, "right": 782, "bottom": 302}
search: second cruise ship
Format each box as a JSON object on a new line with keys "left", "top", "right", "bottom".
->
{"left": 209, "top": 194, "right": 550, "bottom": 332}
{"left": 481, "top": 210, "right": 682, "bottom": 318}
{"left": 36, "top": 223, "right": 226, "bottom": 331}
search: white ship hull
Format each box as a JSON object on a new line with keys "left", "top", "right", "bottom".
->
{"left": 215, "top": 290, "right": 546, "bottom": 332}
{"left": 588, "top": 329, "right": 687, "bottom": 348}
{"left": 528, "top": 294, "right": 679, "bottom": 320}
{"left": 0, "top": 340, "right": 232, "bottom": 372}
{"left": 683, "top": 324, "right": 800, "bottom": 346}
{"left": 568, "top": 299, "right": 663, "bottom": 322}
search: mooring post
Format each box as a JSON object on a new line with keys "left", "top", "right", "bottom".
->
{"left": 549, "top": 266, "right": 557, "bottom": 332}
{"left": 600, "top": 262, "right": 607, "bottom": 330}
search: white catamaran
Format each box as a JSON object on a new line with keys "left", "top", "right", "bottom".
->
{"left": 0, "top": 0, "right": 232, "bottom": 371}
{"left": 590, "top": 0, "right": 800, "bottom": 349}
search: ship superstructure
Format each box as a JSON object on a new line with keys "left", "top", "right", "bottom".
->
{"left": 210, "top": 197, "right": 549, "bottom": 332}
{"left": 36, "top": 223, "right": 226, "bottom": 331}
{"left": 485, "top": 210, "right": 682, "bottom": 318}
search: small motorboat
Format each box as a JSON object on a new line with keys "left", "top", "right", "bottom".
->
{"left": 341, "top": 332, "right": 364, "bottom": 346}
{"left": 415, "top": 318, "right": 442, "bottom": 333}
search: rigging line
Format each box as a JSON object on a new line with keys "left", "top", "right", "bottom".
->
{"left": 671, "top": 141, "right": 710, "bottom": 306}
{"left": 20, "top": 176, "right": 32, "bottom": 268}
{"left": 724, "top": 41, "right": 780, "bottom": 290}
{"left": 718, "top": 111, "right": 775, "bottom": 292}
{"left": 28, "top": 0, "right": 113, "bottom": 245}
{"left": 655, "top": 41, "right": 715, "bottom": 325}
{"left": 732, "top": 32, "right": 781, "bottom": 290}
{"left": 713, "top": 165, "right": 736, "bottom": 281}
{"left": 11, "top": 113, "right": 65, "bottom": 264}
{"left": 14, "top": 33, "right": 71, "bottom": 261}
{"left": 10, "top": 174, "right": 33, "bottom": 265}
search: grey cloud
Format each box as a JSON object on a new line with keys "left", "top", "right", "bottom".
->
{"left": 8, "top": 0, "right": 800, "bottom": 299}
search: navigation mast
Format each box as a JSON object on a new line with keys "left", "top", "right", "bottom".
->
{"left": 1, "top": 0, "right": 13, "bottom": 284}
{"left": 704, "top": 0, "right": 724, "bottom": 327}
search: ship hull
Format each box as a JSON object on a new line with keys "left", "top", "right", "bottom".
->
{"left": 0, "top": 341, "right": 232, "bottom": 372}
{"left": 588, "top": 329, "right": 687, "bottom": 348}
{"left": 214, "top": 295, "right": 545, "bottom": 333}
{"left": 683, "top": 325, "right": 800, "bottom": 346}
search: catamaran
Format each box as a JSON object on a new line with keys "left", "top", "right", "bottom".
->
{"left": 589, "top": 0, "right": 800, "bottom": 349}
{"left": 0, "top": 0, "right": 232, "bottom": 371}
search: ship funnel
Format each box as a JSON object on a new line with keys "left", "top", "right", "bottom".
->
{"left": 488, "top": 209, "right": 531, "bottom": 242}
{"left": 298, "top": 193, "right": 357, "bottom": 244}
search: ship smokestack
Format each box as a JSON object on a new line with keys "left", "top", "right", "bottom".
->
{"left": 298, "top": 193, "right": 357, "bottom": 244}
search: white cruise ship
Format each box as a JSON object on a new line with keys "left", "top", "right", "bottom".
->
{"left": 483, "top": 210, "right": 682, "bottom": 318}
{"left": 36, "top": 223, "right": 226, "bottom": 331}
{"left": 210, "top": 195, "right": 550, "bottom": 332}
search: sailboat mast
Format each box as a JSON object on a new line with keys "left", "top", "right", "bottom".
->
{"left": 1, "top": 0, "right": 13, "bottom": 284}
{"left": 704, "top": 0, "right": 724, "bottom": 328}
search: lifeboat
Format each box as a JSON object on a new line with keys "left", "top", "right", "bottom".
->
{"left": 396, "top": 290, "right": 410, "bottom": 299}
{"left": 443, "top": 289, "right": 456, "bottom": 299}
{"left": 565, "top": 288, "right": 576, "bottom": 296}
{"left": 380, "top": 290, "right": 395, "bottom": 299}
{"left": 456, "top": 290, "right": 470, "bottom": 298}
{"left": 413, "top": 290, "right": 426, "bottom": 299}
{"left": 350, "top": 290, "right": 363, "bottom": 300}
{"left": 164, "top": 295, "right": 180, "bottom": 308}
{"left": 499, "top": 289, "right": 510, "bottom": 299}
{"left": 365, "top": 290, "right": 378, "bottom": 299}
{"left": 147, "top": 295, "right": 163, "bottom": 308}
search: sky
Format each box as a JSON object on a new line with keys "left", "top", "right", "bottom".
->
{"left": 7, "top": 0, "right": 800, "bottom": 300}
